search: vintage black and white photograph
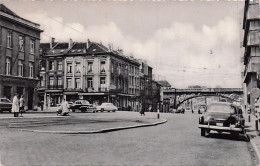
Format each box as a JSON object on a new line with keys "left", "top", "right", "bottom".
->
{"left": 0, "top": 0, "right": 259, "bottom": 165}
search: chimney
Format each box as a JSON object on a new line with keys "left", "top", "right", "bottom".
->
{"left": 50, "top": 37, "right": 55, "bottom": 48}
{"left": 118, "top": 49, "right": 123, "bottom": 55}
{"left": 69, "top": 38, "right": 73, "bottom": 48}
{"left": 86, "top": 39, "right": 91, "bottom": 49}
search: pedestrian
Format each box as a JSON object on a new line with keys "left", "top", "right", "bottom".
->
{"left": 12, "top": 93, "right": 19, "bottom": 117}
{"left": 60, "top": 98, "right": 70, "bottom": 116}
{"left": 140, "top": 107, "right": 145, "bottom": 116}
{"left": 39, "top": 101, "right": 43, "bottom": 111}
{"left": 19, "top": 95, "right": 24, "bottom": 117}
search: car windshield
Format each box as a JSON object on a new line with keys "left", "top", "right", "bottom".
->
{"left": 207, "top": 104, "right": 235, "bottom": 114}
{"left": 81, "top": 100, "right": 90, "bottom": 105}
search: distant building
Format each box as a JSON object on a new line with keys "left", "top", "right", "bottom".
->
{"left": 0, "top": 4, "right": 43, "bottom": 110}
{"left": 39, "top": 39, "right": 142, "bottom": 110}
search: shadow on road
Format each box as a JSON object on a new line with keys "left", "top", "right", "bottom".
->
{"left": 205, "top": 132, "right": 250, "bottom": 142}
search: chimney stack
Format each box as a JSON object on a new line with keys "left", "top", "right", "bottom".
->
{"left": 69, "top": 38, "right": 73, "bottom": 48}
{"left": 50, "top": 37, "right": 55, "bottom": 48}
{"left": 86, "top": 39, "right": 91, "bottom": 49}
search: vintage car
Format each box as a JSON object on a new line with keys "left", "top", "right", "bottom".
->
{"left": 95, "top": 103, "right": 118, "bottom": 112}
{"left": 69, "top": 100, "right": 95, "bottom": 113}
{"left": 198, "top": 102, "right": 245, "bottom": 137}
{"left": 0, "top": 98, "right": 12, "bottom": 113}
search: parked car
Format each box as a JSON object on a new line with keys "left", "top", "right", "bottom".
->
{"left": 69, "top": 100, "right": 95, "bottom": 113}
{"left": 95, "top": 103, "right": 118, "bottom": 112}
{"left": 175, "top": 107, "right": 185, "bottom": 114}
{"left": 198, "top": 102, "right": 245, "bottom": 137}
{"left": 0, "top": 98, "right": 12, "bottom": 113}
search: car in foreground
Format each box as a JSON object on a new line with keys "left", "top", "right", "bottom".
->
{"left": 69, "top": 100, "right": 95, "bottom": 113}
{"left": 95, "top": 103, "right": 118, "bottom": 112}
{"left": 0, "top": 98, "right": 12, "bottom": 113}
{"left": 198, "top": 102, "right": 245, "bottom": 137}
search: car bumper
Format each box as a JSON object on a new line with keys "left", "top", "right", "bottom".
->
{"left": 198, "top": 124, "right": 244, "bottom": 132}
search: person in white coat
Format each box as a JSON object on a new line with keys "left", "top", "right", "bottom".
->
{"left": 12, "top": 93, "right": 19, "bottom": 117}
{"left": 60, "top": 98, "right": 70, "bottom": 116}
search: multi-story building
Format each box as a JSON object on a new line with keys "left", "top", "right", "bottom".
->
{"left": 242, "top": 0, "right": 260, "bottom": 112}
{"left": 39, "top": 39, "right": 142, "bottom": 110}
{"left": 0, "top": 4, "right": 42, "bottom": 110}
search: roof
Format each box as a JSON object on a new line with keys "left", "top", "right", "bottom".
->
{"left": 157, "top": 80, "right": 171, "bottom": 87}
{"left": 0, "top": 4, "right": 41, "bottom": 28}
{"left": 67, "top": 42, "right": 87, "bottom": 54}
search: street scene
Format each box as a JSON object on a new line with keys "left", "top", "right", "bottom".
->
{"left": 1, "top": 0, "right": 260, "bottom": 165}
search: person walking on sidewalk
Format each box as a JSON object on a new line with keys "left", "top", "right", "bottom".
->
{"left": 19, "top": 95, "right": 24, "bottom": 117}
{"left": 12, "top": 93, "right": 19, "bottom": 117}
{"left": 60, "top": 98, "right": 70, "bottom": 116}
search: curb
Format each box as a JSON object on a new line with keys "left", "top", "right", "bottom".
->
{"left": 20, "top": 119, "right": 167, "bottom": 134}
{"left": 250, "top": 134, "right": 260, "bottom": 166}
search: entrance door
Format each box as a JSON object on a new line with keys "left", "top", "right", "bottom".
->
{"left": 17, "top": 87, "right": 24, "bottom": 96}
{"left": 3, "top": 86, "right": 12, "bottom": 100}
{"left": 28, "top": 88, "right": 34, "bottom": 110}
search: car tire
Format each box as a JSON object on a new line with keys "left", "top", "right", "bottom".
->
{"left": 201, "top": 128, "right": 206, "bottom": 136}
{"left": 72, "top": 109, "right": 75, "bottom": 112}
{"left": 101, "top": 109, "right": 104, "bottom": 112}
{"left": 112, "top": 110, "right": 116, "bottom": 112}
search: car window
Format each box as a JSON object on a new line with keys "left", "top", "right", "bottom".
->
{"left": 81, "top": 100, "right": 90, "bottom": 105}
{"left": 1, "top": 99, "right": 11, "bottom": 103}
{"left": 207, "top": 104, "right": 235, "bottom": 114}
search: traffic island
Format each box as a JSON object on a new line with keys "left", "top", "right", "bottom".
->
{"left": 20, "top": 119, "right": 167, "bottom": 134}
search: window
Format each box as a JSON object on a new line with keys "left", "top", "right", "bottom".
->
{"left": 5, "top": 58, "right": 10, "bottom": 75}
{"left": 58, "top": 77, "right": 62, "bottom": 86}
{"left": 111, "top": 62, "right": 114, "bottom": 73}
{"left": 67, "top": 78, "right": 72, "bottom": 89}
{"left": 118, "top": 64, "right": 121, "bottom": 75}
{"left": 87, "top": 77, "right": 93, "bottom": 88}
{"left": 30, "top": 39, "right": 35, "bottom": 54}
{"left": 29, "top": 62, "right": 34, "bottom": 78}
{"left": 7, "top": 31, "right": 12, "bottom": 48}
{"left": 75, "top": 62, "right": 81, "bottom": 73}
{"left": 100, "top": 77, "right": 106, "bottom": 85}
{"left": 100, "top": 61, "right": 105, "bottom": 73}
{"left": 40, "top": 77, "right": 45, "bottom": 87}
{"left": 75, "top": 78, "right": 81, "bottom": 89}
{"left": 49, "top": 76, "right": 54, "bottom": 86}
{"left": 58, "top": 61, "right": 62, "bottom": 70}
{"left": 67, "top": 63, "right": 72, "bottom": 73}
{"left": 49, "top": 61, "right": 54, "bottom": 71}
{"left": 18, "top": 60, "right": 23, "bottom": 77}
{"left": 87, "top": 62, "right": 93, "bottom": 73}
{"left": 19, "top": 36, "right": 24, "bottom": 51}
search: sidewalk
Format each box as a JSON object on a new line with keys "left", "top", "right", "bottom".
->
{"left": 245, "top": 114, "right": 260, "bottom": 166}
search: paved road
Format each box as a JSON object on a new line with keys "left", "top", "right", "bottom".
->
{"left": 0, "top": 112, "right": 255, "bottom": 165}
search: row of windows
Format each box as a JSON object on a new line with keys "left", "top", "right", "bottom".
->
{"left": 5, "top": 58, "right": 34, "bottom": 78}
{"left": 6, "top": 31, "right": 35, "bottom": 54}
{"left": 49, "top": 61, "right": 62, "bottom": 71}
{"left": 66, "top": 61, "right": 105, "bottom": 74}
{"left": 66, "top": 77, "right": 106, "bottom": 89}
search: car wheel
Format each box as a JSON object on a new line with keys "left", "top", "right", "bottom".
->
{"left": 101, "top": 109, "right": 104, "bottom": 112}
{"left": 72, "top": 109, "right": 75, "bottom": 112}
{"left": 112, "top": 110, "right": 116, "bottom": 112}
{"left": 81, "top": 109, "right": 86, "bottom": 113}
{"left": 201, "top": 128, "right": 206, "bottom": 136}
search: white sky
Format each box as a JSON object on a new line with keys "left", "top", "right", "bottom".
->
{"left": 2, "top": 0, "right": 245, "bottom": 88}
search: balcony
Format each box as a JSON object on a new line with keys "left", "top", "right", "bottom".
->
{"left": 99, "top": 87, "right": 108, "bottom": 92}
{"left": 47, "top": 85, "right": 63, "bottom": 89}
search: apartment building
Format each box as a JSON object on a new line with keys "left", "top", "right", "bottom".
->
{"left": 242, "top": 0, "right": 260, "bottom": 112}
{"left": 40, "top": 39, "right": 142, "bottom": 110}
{"left": 0, "top": 4, "right": 42, "bottom": 110}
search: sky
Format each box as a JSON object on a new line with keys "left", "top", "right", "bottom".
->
{"left": 2, "top": 0, "right": 245, "bottom": 88}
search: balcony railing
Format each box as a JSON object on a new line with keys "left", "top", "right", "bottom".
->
{"left": 47, "top": 85, "right": 63, "bottom": 89}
